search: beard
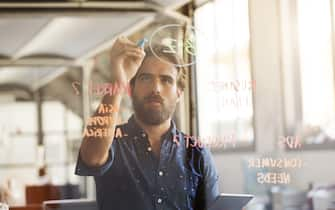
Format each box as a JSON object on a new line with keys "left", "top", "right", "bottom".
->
{"left": 131, "top": 93, "right": 176, "bottom": 125}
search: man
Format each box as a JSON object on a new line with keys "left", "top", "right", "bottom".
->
{"left": 75, "top": 37, "right": 220, "bottom": 210}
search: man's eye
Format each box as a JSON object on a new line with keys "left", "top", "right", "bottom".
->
{"left": 140, "top": 75, "right": 151, "bottom": 81}
{"left": 162, "top": 78, "right": 173, "bottom": 84}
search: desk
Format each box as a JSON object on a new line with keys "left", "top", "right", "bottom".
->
{"left": 9, "top": 204, "right": 42, "bottom": 210}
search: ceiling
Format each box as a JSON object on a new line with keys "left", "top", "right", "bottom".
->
{"left": 0, "top": 0, "right": 193, "bottom": 92}
{"left": 0, "top": 12, "right": 155, "bottom": 91}
{"left": 0, "top": 14, "right": 152, "bottom": 59}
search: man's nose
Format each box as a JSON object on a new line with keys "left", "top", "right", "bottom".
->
{"left": 151, "top": 79, "right": 162, "bottom": 93}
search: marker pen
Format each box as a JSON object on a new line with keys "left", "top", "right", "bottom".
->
{"left": 137, "top": 38, "right": 148, "bottom": 49}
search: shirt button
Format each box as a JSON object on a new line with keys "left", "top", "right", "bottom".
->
{"left": 141, "top": 133, "right": 146, "bottom": 138}
{"left": 134, "top": 136, "right": 138, "bottom": 140}
{"left": 158, "top": 171, "right": 164, "bottom": 176}
{"left": 147, "top": 147, "right": 152, "bottom": 152}
{"left": 157, "top": 198, "right": 162, "bottom": 204}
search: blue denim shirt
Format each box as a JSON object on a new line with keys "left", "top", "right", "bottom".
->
{"left": 75, "top": 115, "right": 219, "bottom": 210}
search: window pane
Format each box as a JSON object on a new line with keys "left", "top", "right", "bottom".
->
{"left": 0, "top": 135, "right": 37, "bottom": 164}
{"left": 0, "top": 102, "right": 37, "bottom": 133}
{"left": 45, "top": 134, "right": 66, "bottom": 164}
{"left": 298, "top": 0, "right": 335, "bottom": 126}
{"left": 195, "top": 0, "right": 254, "bottom": 149}
{"left": 66, "top": 109, "right": 83, "bottom": 132}
{"left": 42, "top": 101, "right": 65, "bottom": 132}
{"left": 296, "top": 0, "right": 335, "bottom": 144}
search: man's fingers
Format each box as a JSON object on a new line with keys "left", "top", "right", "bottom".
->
{"left": 114, "top": 37, "right": 145, "bottom": 55}
{"left": 124, "top": 51, "right": 143, "bottom": 59}
{"left": 120, "top": 37, "right": 138, "bottom": 47}
{"left": 116, "top": 37, "right": 138, "bottom": 48}
{"left": 124, "top": 45, "right": 143, "bottom": 53}
{"left": 122, "top": 47, "right": 145, "bottom": 57}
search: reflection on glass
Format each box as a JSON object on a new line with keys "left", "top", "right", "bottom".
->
{"left": 194, "top": 0, "right": 254, "bottom": 149}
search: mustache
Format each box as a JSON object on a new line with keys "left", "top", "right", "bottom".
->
{"left": 144, "top": 94, "right": 164, "bottom": 103}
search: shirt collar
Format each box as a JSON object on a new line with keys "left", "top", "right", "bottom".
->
{"left": 126, "top": 114, "right": 177, "bottom": 140}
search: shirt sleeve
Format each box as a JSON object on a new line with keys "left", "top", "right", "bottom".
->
{"left": 74, "top": 143, "right": 115, "bottom": 177}
{"left": 199, "top": 148, "right": 220, "bottom": 210}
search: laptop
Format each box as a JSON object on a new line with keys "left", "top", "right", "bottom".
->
{"left": 43, "top": 199, "right": 98, "bottom": 210}
{"left": 208, "top": 193, "right": 254, "bottom": 210}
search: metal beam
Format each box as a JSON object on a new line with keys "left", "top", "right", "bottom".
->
{"left": 163, "top": 0, "right": 191, "bottom": 11}
{"left": 0, "top": 1, "right": 191, "bottom": 22}
{"left": 0, "top": 57, "right": 74, "bottom": 67}
{"left": 159, "top": 9, "right": 191, "bottom": 24}
{"left": 330, "top": 0, "right": 335, "bottom": 103}
{"left": 0, "top": 83, "right": 33, "bottom": 96}
{"left": 0, "top": 0, "right": 191, "bottom": 11}
{"left": 35, "top": 90, "right": 43, "bottom": 146}
{"left": 193, "top": 0, "right": 213, "bottom": 9}
{"left": 144, "top": 0, "right": 192, "bottom": 23}
{"left": 0, "top": 10, "right": 154, "bottom": 18}
{"left": 0, "top": 1, "right": 152, "bottom": 10}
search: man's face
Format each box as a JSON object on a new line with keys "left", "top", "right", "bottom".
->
{"left": 131, "top": 56, "right": 182, "bottom": 125}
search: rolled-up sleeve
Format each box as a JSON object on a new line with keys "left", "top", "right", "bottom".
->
{"left": 201, "top": 148, "right": 220, "bottom": 209}
{"left": 75, "top": 144, "right": 115, "bottom": 177}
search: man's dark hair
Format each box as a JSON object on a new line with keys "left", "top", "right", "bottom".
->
{"left": 130, "top": 45, "right": 187, "bottom": 91}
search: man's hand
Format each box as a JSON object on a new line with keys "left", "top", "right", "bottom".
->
{"left": 79, "top": 37, "right": 144, "bottom": 167}
{"left": 110, "top": 37, "right": 146, "bottom": 84}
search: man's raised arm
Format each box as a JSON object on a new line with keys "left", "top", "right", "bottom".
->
{"left": 79, "top": 37, "right": 145, "bottom": 167}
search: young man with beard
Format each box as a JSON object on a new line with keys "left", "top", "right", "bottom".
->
{"left": 75, "top": 37, "right": 220, "bottom": 210}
